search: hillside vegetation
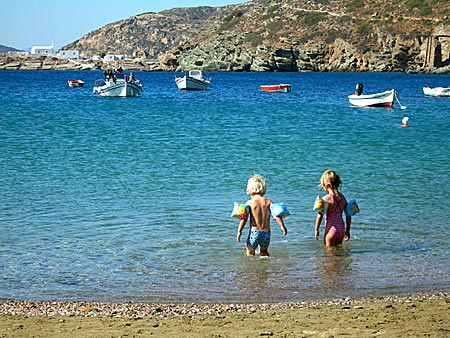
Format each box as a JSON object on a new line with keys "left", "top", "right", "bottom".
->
{"left": 60, "top": 0, "right": 450, "bottom": 72}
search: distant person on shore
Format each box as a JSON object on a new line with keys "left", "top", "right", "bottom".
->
{"left": 314, "top": 170, "right": 351, "bottom": 247}
{"left": 354, "top": 83, "right": 363, "bottom": 96}
{"left": 236, "top": 174, "right": 287, "bottom": 257}
{"left": 401, "top": 116, "right": 409, "bottom": 127}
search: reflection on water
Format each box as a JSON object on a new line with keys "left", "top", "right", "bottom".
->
{"left": 323, "top": 247, "right": 352, "bottom": 276}
{"left": 316, "top": 247, "right": 354, "bottom": 296}
{"left": 231, "top": 253, "right": 301, "bottom": 302}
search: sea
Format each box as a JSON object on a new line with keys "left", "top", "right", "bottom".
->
{"left": 0, "top": 70, "right": 449, "bottom": 304}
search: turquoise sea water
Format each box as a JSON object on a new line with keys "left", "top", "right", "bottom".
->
{"left": 0, "top": 70, "right": 449, "bottom": 303}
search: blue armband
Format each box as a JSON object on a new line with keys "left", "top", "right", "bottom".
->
{"left": 344, "top": 199, "right": 360, "bottom": 216}
{"left": 270, "top": 202, "right": 290, "bottom": 218}
{"left": 313, "top": 196, "right": 330, "bottom": 215}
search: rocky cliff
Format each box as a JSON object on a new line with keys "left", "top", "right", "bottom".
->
{"left": 161, "top": 0, "right": 450, "bottom": 73}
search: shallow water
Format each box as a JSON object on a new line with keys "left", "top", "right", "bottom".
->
{"left": 0, "top": 70, "right": 449, "bottom": 302}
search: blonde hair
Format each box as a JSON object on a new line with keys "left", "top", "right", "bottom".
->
{"left": 319, "top": 170, "right": 342, "bottom": 195}
{"left": 246, "top": 174, "right": 266, "bottom": 195}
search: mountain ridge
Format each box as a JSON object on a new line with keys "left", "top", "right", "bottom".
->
{"left": 0, "top": 45, "right": 24, "bottom": 53}
{"left": 3, "top": 0, "right": 450, "bottom": 72}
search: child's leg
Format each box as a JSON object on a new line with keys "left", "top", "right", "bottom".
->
{"left": 246, "top": 245, "right": 256, "bottom": 256}
{"left": 259, "top": 246, "right": 270, "bottom": 257}
{"left": 258, "top": 231, "right": 271, "bottom": 256}
{"left": 335, "top": 237, "right": 344, "bottom": 246}
{"left": 325, "top": 232, "right": 337, "bottom": 247}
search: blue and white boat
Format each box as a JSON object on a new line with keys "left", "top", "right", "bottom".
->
{"left": 423, "top": 86, "right": 450, "bottom": 97}
{"left": 175, "top": 70, "right": 211, "bottom": 90}
{"left": 93, "top": 73, "right": 143, "bottom": 97}
{"left": 348, "top": 89, "right": 395, "bottom": 108}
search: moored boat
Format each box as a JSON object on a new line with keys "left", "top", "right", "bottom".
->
{"left": 348, "top": 89, "right": 396, "bottom": 108}
{"left": 423, "top": 86, "right": 450, "bottom": 97}
{"left": 175, "top": 70, "right": 211, "bottom": 90}
{"left": 93, "top": 71, "right": 143, "bottom": 97}
{"left": 68, "top": 79, "right": 85, "bottom": 87}
{"left": 260, "top": 84, "right": 291, "bottom": 93}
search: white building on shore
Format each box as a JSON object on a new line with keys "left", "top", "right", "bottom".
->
{"left": 58, "top": 50, "right": 79, "bottom": 59}
{"left": 30, "top": 43, "right": 54, "bottom": 55}
{"left": 103, "top": 54, "right": 126, "bottom": 62}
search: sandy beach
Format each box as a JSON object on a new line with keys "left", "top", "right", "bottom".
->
{"left": 1, "top": 293, "right": 449, "bottom": 337}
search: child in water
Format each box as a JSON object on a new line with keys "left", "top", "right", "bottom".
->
{"left": 236, "top": 174, "right": 287, "bottom": 257}
{"left": 315, "top": 170, "right": 351, "bottom": 247}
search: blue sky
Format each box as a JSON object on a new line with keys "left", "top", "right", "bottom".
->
{"left": 0, "top": 0, "right": 247, "bottom": 51}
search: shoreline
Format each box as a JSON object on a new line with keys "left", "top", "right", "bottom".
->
{"left": 1, "top": 292, "right": 449, "bottom": 337}
{"left": 1, "top": 292, "right": 449, "bottom": 318}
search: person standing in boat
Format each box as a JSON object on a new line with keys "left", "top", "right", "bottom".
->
{"left": 354, "top": 83, "right": 363, "bottom": 96}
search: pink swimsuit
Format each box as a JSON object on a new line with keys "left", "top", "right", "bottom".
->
{"left": 324, "top": 194, "right": 345, "bottom": 240}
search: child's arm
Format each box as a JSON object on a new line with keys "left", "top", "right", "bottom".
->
{"left": 345, "top": 215, "right": 351, "bottom": 241}
{"left": 315, "top": 213, "right": 323, "bottom": 240}
{"left": 236, "top": 218, "right": 247, "bottom": 243}
{"left": 275, "top": 216, "right": 287, "bottom": 236}
{"left": 343, "top": 196, "right": 351, "bottom": 241}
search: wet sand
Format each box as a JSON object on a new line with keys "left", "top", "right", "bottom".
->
{"left": 1, "top": 293, "right": 449, "bottom": 337}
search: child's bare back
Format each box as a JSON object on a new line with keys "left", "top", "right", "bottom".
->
{"left": 246, "top": 195, "right": 272, "bottom": 232}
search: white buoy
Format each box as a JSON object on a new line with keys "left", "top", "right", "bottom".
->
{"left": 401, "top": 116, "right": 409, "bottom": 127}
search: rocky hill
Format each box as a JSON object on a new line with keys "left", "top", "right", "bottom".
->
{"left": 0, "top": 45, "right": 24, "bottom": 53}
{"left": 164, "top": 0, "right": 450, "bottom": 73}
{"left": 5, "top": 0, "right": 450, "bottom": 73}
{"left": 63, "top": 5, "right": 255, "bottom": 59}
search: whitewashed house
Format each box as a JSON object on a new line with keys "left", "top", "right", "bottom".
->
{"left": 59, "top": 50, "right": 79, "bottom": 59}
{"left": 103, "top": 54, "right": 126, "bottom": 62}
{"left": 31, "top": 44, "right": 54, "bottom": 55}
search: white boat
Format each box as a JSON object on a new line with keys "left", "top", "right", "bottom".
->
{"left": 93, "top": 73, "right": 143, "bottom": 97}
{"left": 348, "top": 89, "right": 395, "bottom": 108}
{"left": 68, "top": 79, "right": 85, "bottom": 87}
{"left": 423, "top": 86, "right": 450, "bottom": 97}
{"left": 175, "top": 70, "right": 211, "bottom": 90}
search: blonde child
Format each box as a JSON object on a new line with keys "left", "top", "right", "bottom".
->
{"left": 236, "top": 174, "right": 287, "bottom": 257}
{"left": 315, "top": 170, "right": 351, "bottom": 247}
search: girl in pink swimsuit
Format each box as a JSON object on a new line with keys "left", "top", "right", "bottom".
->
{"left": 314, "top": 170, "right": 351, "bottom": 247}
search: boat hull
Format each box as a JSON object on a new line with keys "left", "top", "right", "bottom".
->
{"left": 348, "top": 90, "right": 395, "bottom": 108}
{"left": 93, "top": 80, "right": 143, "bottom": 97}
{"left": 175, "top": 76, "right": 210, "bottom": 90}
{"left": 423, "top": 86, "right": 450, "bottom": 97}
{"left": 260, "top": 84, "right": 291, "bottom": 93}
{"left": 68, "top": 80, "right": 84, "bottom": 87}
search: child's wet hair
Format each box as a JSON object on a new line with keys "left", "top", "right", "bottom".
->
{"left": 319, "top": 170, "right": 342, "bottom": 195}
{"left": 246, "top": 174, "right": 266, "bottom": 195}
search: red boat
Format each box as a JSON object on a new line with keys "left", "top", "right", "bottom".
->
{"left": 68, "top": 79, "right": 85, "bottom": 87}
{"left": 260, "top": 84, "right": 291, "bottom": 93}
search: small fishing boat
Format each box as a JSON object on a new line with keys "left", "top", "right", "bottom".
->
{"left": 68, "top": 79, "right": 85, "bottom": 87}
{"left": 423, "top": 86, "right": 450, "bottom": 97}
{"left": 175, "top": 70, "right": 211, "bottom": 90}
{"left": 348, "top": 89, "right": 396, "bottom": 108}
{"left": 260, "top": 84, "right": 291, "bottom": 93}
{"left": 93, "top": 72, "right": 143, "bottom": 97}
